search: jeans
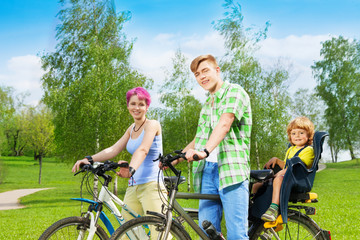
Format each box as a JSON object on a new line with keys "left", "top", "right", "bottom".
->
{"left": 199, "top": 161, "right": 249, "bottom": 240}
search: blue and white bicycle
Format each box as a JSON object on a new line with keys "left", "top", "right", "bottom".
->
{"left": 38, "top": 160, "right": 147, "bottom": 240}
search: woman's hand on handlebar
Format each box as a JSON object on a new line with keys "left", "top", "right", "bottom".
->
{"left": 72, "top": 159, "right": 90, "bottom": 173}
{"left": 116, "top": 160, "right": 131, "bottom": 178}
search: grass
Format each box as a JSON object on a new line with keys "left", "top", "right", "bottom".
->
{"left": 309, "top": 159, "right": 360, "bottom": 239}
{"left": 0, "top": 156, "right": 359, "bottom": 239}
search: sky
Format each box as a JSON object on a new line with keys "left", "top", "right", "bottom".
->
{"left": 0, "top": 0, "right": 359, "bottom": 159}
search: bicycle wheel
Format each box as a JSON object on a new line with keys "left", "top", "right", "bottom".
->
{"left": 39, "top": 216, "right": 108, "bottom": 240}
{"left": 110, "top": 216, "right": 191, "bottom": 240}
{"left": 249, "top": 210, "right": 327, "bottom": 240}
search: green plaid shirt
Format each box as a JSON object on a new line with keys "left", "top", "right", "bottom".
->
{"left": 192, "top": 81, "right": 252, "bottom": 192}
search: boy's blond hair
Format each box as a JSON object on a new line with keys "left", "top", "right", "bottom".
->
{"left": 287, "top": 116, "right": 315, "bottom": 145}
{"left": 190, "top": 54, "right": 218, "bottom": 73}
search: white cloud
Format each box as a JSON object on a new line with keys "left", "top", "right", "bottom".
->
{"left": 256, "top": 34, "right": 334, "bottom": 91}
{"left": 0, "top": 55, "right": 44, "bottom": 106}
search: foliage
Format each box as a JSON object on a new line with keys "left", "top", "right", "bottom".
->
{"left": 312, "top": 36, "right": 360, "bottom": 161}
{"left": 40, "top": 0, "right": 152, "bottom": 161}
{"left": 22, "top": 104, "right": 55, "bottom": 184}
{"left": 154, "top": 49, "right": 202, "bottom": 190}
{"left": 157, "top": 49, "right": 201, "bottom": 154}
{"left": 3, "top": 111, "right": 28, "bottom": 156}
{"left": 214, "top": 0, "right": 292, "bottom": 168}
{"left": 291, "top": 88, "right": 326, "bottom": 130}
{"left": 0, "top": 86, "right": 13, "bottom": 155}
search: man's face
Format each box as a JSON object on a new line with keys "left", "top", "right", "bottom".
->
{"left": 194, "top": 60, "right": 221, "bottom": 94}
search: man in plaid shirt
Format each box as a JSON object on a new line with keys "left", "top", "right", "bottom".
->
{"left": 183, "top": 54, "right": 252, "bottom": 239}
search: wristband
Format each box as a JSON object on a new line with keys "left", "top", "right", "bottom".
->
{"left": 203, "top": 148, "right": 210, "bottom": 158}
{"left": 129, "top": 166, "right": 136, "bottom": 177}
{"left": 85, "top": 156, "right": 94, "bottom": 165}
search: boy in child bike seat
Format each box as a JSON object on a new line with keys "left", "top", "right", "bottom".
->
{"left": 178, "top": 54, "right": 252, "bottom": 240}
{"left": 72, "top": 87, "right": 167, "bottom": 221}
{"left": 255, "top": 116, "right": 315, "bottom": 222}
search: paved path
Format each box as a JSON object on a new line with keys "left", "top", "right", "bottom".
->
{"left": 317, "top": 163, "right": 326, "bottom": 172}
{"left": 0, "top": 188, "right": 51, "bottom": 210}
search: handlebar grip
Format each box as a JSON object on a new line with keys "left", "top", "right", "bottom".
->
{"left": 193, "top": 154, "right": 200, "bottom": 161}
{"left": 118, "top": 162, "right": 129, "bottom": 168}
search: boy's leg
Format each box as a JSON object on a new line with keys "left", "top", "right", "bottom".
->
{"left": 272, "top": 169, "right": 286, "bottom": 204}
{"left": 199, "top": 162, "right": 223, "bottom": 233}
{"left": 261, "top": 169, "right": 286, "bottom": 222}
{"left": 221, "top": 180, "right": 249, "bottom": 240}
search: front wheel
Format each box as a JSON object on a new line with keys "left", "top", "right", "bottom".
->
{"left": 249, "top": 209, "right": 327, "bottom": 240}
{"left": 38, "top": 216, "right": 108, "bottom": 240}
{"left": 110, "top": 216, "right": 191, "bottom": 240}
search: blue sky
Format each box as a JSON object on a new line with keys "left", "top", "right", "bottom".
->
{"left": 1, "top": 0, "right": 360, "bottom": 106}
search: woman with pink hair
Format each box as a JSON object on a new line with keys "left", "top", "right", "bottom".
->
{"left": 72, "top": 87, "right": 166, "bottom": 221}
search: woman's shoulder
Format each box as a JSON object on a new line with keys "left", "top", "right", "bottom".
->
{"left": 145, "top": 119, "right": 161, "bottom": 131}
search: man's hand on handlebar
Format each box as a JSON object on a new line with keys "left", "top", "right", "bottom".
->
{"left": 185, "top": 149, "right": 204, "bottom": 162}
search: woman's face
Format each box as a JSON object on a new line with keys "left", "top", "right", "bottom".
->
{"left": 127, "top": 94, "right": 148, "bottom": 120}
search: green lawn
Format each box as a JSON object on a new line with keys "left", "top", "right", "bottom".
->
{"left": 0, "top": 156, "right": 359, "bottom": 239}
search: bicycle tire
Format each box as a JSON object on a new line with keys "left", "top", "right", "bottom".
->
{"left": 249, "top": 209, "right": 327, "bottom": 240}
{"left": 38, "top": 216, "right": 108, "bottom": 240}
{"left": 110, "top": 216, "right": 191, "bottom": 240}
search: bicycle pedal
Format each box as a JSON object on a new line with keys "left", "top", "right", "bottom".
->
{"left": 263, "top": 215, "right": 284, "bottom": 230}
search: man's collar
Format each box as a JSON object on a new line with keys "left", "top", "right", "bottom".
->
{"left": 205, "top": 81, "right": 229, "bottom": 103}
{"left": 214, "top": 81, "right": 229, "bottom": 99}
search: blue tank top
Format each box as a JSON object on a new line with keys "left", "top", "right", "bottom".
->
{"left": 126, "top": 128, "right": 163, "bottom": 186}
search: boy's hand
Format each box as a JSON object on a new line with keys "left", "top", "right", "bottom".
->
{"left": 264, "top": 157, "right": 279, "bottom": 169}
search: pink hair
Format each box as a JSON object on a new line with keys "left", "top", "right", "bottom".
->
{"left": 126, "top": 87, "right": 151, "bottom": 106}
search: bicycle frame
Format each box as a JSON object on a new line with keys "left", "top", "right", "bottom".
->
{"left": 72, "top": 185, "right": 141, "bottom": 234}
{"left": 72, "top": 162, "right": 145, "bottom": 240}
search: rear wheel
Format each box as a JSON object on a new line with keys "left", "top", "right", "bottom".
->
{"left": 39, "top": 216, "right": 108, "bottom": 240}
{"left": 110, "top": 216, "right": 191, "bottom": 240}
{"left": 249, "top": 210, "right": 327, "bottom": 240}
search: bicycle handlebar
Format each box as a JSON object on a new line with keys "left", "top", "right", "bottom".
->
{"left": 154, "top": 150, "right": 199, "bottom": 177}
{"left": 74, "top": 160, "right": 129, "bottom": 176}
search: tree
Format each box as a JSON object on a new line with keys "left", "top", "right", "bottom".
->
{"left": 155, "top": 49, "right": 202, "bottom": 190}
{"left": 0, "top": 86, "right": 16, "bottom": 155}
{"left": 291, "top": 88, "right": 326, "bottom": 130}
{"left": 214, "top": 0, "right": 292, "bottom": 168}
{"left": 41, "top": 0, "right": 152, "bottom": 162}
{"left": 4, "top": 113, "right": 27, "bottom": 156}
{"left": 23, "top": 104, "right": 55, "bottom": 184}
{"left": 312, "top": 36, "right": 360, "bottom": 161}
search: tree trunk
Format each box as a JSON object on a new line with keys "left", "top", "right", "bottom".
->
{"left": 113, "top": 175, "right": 118, "bottom": 196}
{"left": 329, "top": 143, "right": 335, "bottom": 163}
{"left": 255, "top": 141, "right": 260, "bottom": 170}
{"left": 38, "top": 155, "right": 42, "bottom": 184}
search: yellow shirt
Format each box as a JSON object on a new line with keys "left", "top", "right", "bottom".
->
{"left": 284, "top": 146, "right": 314, "bottom": 169}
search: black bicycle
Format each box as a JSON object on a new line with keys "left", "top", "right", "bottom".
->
{"left": 111, "top": 131, "right": 331, "bottom": 240}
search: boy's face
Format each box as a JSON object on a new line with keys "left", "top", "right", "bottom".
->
{"left": 193, "top": 60, "right": 221, "bottom": 94}
{"left": 290, "top": 128, "right": 309, "bottom": 147}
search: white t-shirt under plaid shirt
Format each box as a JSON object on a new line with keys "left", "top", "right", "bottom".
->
{"left": 192, "top": 81, "right": 252, "bottom": 192}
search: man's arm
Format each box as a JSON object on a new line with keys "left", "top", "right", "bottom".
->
{"left": 185, "top": 112, "right": 235, "bottom": 161}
